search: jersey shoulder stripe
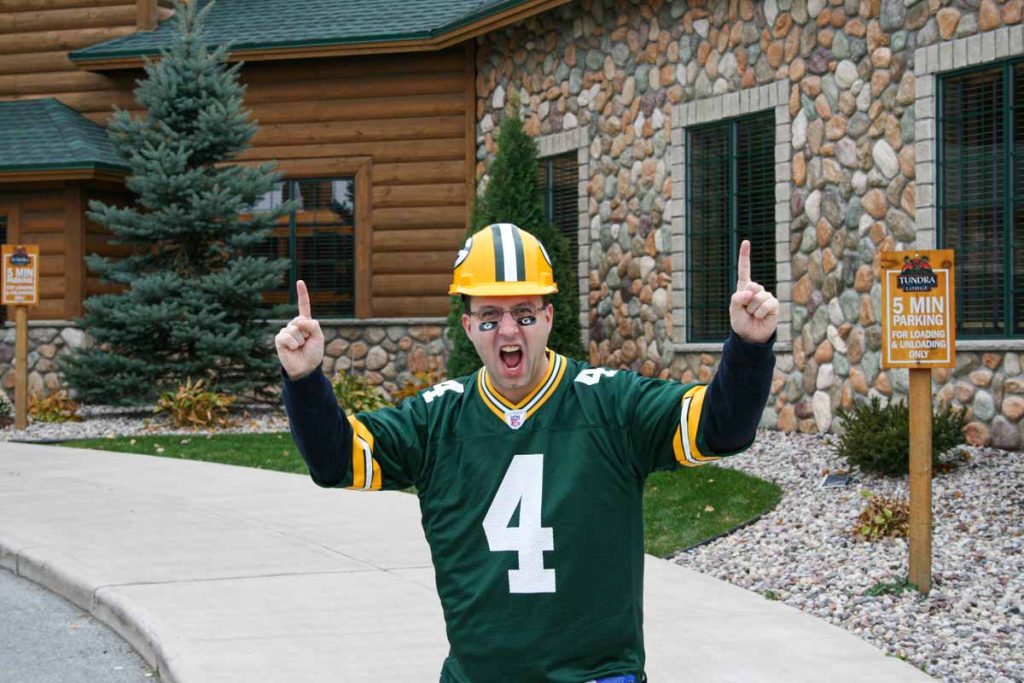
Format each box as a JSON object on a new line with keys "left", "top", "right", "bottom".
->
{"left": 673, "top": 385, "right": 718, "bottom": 467}
{"left": 348, "top": 416, "right": 382, "bottom": 490}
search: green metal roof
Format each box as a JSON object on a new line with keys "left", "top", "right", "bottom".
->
{"left": 71, "top": 0, "right": 535, "bottom": 62}
{"left": 0, "top": 99, "right": 128, "bottom": 175}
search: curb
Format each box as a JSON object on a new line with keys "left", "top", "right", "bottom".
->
{"left": 0, "top": 536, "right": 177, "bottom": 683}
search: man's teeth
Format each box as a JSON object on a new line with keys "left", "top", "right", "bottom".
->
{"left": 501, "top": 346, "right": 520, "bottom": 352}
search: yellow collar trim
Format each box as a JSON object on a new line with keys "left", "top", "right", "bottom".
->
{"left": 477, "top": 349, "right": 566, "bottom": 426}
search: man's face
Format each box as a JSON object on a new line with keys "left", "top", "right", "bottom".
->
{"left": 462, "top": 295, "right": 553, "bottom": 404}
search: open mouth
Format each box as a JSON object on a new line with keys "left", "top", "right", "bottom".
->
{"left": 499, "top": 345, "right": 523, "bottom": 371}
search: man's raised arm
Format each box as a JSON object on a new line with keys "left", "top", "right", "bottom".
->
{"left": 277, "top": 280, "right": 352, "bottom": 487}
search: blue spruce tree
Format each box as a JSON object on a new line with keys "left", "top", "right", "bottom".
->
{"left": 60, "top": 0, "right": 290, "bottom": 404}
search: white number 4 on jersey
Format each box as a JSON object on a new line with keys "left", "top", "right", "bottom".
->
{"left": 483, "top": 453, "right": 556, "bottom": 594}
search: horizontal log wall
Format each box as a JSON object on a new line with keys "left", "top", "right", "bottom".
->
{"left": 238, "top": 49, "right": 470, "bottom": 317}
{"left": 0, "top": 0, "right": 471, "bottom": 319}
{"left": 0, "top": 1, "right": 139, "bottom": 126}
{"left": 0, "top": 185, "right": 71, "bottom": 320}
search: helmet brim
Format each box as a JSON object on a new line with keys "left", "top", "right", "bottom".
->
{"left": 449, "top": 282, "right": 559, "bottom": 297}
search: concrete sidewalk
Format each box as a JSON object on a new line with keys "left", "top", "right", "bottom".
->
{"left": 0, "top": 443, "right": 932, "bottom": 682}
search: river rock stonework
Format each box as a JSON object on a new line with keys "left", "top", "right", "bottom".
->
{"left": 473, "top": 0, "right": 1024, "bottom": 447}
{"left": 0, "top": 321, "right": 448, "bottom": 406}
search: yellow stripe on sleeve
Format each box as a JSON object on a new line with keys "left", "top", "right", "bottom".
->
{"left": 672, "top": 385, "right": 719, "bottom": 467}
{"left": 347, "top": 416, "right": 381, "bottom": 491}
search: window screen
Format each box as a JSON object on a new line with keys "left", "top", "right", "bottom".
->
{"left": 940, "top": 63, "right": 1024, "bottom": 338}
{"left": 252, "top": 178, "right": 355, "bottom": 317}
{"left": 538, "top": 152, "right": 579, "bottom": 276}
{"left": 687, "top": 111, "right": 777, "bottom": 342}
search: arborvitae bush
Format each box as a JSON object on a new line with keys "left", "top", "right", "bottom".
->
{"left": 836, "top": 396, "right": 966, "bottom": 477}
{"left": 446, "top": 110, "right": 584, "bottom": 379}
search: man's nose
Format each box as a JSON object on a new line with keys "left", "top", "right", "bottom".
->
{"left": 497, "top": 310, "right": 520, "bottom": 334}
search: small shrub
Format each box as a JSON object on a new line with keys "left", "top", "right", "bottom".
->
{"left": 392, "top": 368, "right": 446, "bottom": 404}
{"left": 0, "top": 394, "right": 13, "bottom": 427}
{"left": 836, "top": 396, "right": 966, "bottom": 477}
{"left": 332, "top": 373, "right": 392, "bottom": 413}
{"left": 28, "top": 391, "right": 82, "bottom": 423}
{"left": 154, "top": 377, "right": 235, "bottom": 428}
{"left": 853, "top": 489, "right": 909, "bottom": 541}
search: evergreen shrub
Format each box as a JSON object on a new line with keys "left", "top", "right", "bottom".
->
{"left": 60, "top": 0, "right": 290, "bottom": 405}
{"left": 446, "top": 109, "right": 584, "bottom": 379}
{"left": 836, "top": 396, "right": 966, "bottom": 477}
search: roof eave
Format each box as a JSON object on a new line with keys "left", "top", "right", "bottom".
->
{"left": 0, "top": 164, "right": 129, "bottom": 183}
{"left": 70, "top": 0, "right": 571, "bottom": 70}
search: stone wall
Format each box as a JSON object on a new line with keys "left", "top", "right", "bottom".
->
{"left": 0, "top": 320, "right": 449, "bottom": 406}
{"left": 473, "top": 0, "right": 1024, "bottom": 447}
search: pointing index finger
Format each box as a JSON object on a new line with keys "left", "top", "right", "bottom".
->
{"left": 737, "top": 240, "right": 751, "bottom": 289}
{"left": 296, "top": 280, "right": 311, "bottom": 318}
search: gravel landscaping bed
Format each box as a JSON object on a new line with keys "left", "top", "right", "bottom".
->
{"left": 2, "top": 414, "right": 1020, "bottom": 681}
{"left": 674, "top": 430, "right": 1024, "bottom": 683}
{"left": 0, "top": 404, "right": 290, "bottom": 442}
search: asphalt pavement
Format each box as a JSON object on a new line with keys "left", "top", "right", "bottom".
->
{"left": 0, "top": 566, "right": 156, "bottom": 682}
{"left": 0, "top": 442, "right": 934, "bottom": 682}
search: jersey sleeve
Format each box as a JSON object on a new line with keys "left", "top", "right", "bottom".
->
{"left": 625, "top": 374, "right": 720, "bottom": 475}
{"left": 628, "top": 330, "right": 775, "bottom": 474}
{"left": 346, "top": 395, "right": 430, "bottom": 491}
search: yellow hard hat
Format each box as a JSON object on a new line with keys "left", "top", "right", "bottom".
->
{"left": 449, "top": 223, "right": 559, "bottom": 297}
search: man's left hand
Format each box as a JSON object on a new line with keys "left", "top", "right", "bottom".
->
{"left": 730, "top": 240, "right": 779, "bottom": 344}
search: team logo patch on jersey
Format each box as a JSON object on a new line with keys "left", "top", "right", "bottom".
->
{"left": 505, "top": 409, "right": 526, "bottom": 429}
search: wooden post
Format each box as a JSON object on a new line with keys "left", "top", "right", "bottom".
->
{"left": 14, "top": 305, "right": 27, "bottom": 430}
{"left": 908, "top": 367, "right": 932, "bottom": 593}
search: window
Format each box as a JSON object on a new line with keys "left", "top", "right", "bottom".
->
{"left": 538, "top": 152, "right": 579, "bottom": 275}
{"left": 686, "top": 111, "right": 776, "bottom": 342}
{"left": 253, "top": 178, "right": 355, "bottom": 318}
{"left": 939, "top": 62, "right": 1024, "bottom": 338}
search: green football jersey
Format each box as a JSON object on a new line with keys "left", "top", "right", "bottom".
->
{"left": 343, "top": 350, "right": 723, "bottom": 682}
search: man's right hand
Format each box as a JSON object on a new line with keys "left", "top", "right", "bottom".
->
{"left": 275, "top": 280, "right": 325, "bottom": 380}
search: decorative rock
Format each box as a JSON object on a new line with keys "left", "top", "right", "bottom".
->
{"left": 970, "top": 368, "right": 994, "bottom": 387}
{"left": 872, "top": 139, "right": 900, "bottom": 179}
{"left": 973, "top": 391, "right": 996, "bottom": 421}
{"left": 805, "top": 190, "right": 822, "bottom": 224}
{"left": 887, "top": 209, "right": 915, "bottom": 243}
{"left": 990, "top": 416, "right": 1020, "bottom": 449}
{"left": 835, "top": 60, "right": 858, "bottom": 89}
{"left": 979, "top": 0, "right": 1001, "bottom": 31}
{"left": 880, "top": 0, "right": 906, "bottom": 30}
{"left": 813, "top": 390, "right": 832, "bottom": 432}
{"left": 1001, "top": 395, "right": 1024, "bottom": 421}
{"left": 862, "top": 189, "right": 887, "bottom": 218}
{"left": 937, "top": 7, "right": 961, "bottom": 39}
{"left": 963, "top": 420, "right": 990, "bottom": 446}
{"left": 793, "top": 110, "right": 808, "bottom": 150}
{"left": 836, "top": 138, "right": 858, "bottom": 167}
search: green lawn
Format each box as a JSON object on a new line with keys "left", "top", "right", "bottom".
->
{"left": 62, "top": 433, "right": 781, "bottom": 558}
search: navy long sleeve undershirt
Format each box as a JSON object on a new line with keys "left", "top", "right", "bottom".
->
{"left": 282, "top": 330, "right": 775, "bottom": 485}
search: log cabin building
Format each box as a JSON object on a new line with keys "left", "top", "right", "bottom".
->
{"left": 4, "top": 0, "right": 1024, "bottom": 447}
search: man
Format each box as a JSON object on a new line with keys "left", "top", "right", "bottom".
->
{"left": 277, "top": 223, "right": 777, "bottom": 682}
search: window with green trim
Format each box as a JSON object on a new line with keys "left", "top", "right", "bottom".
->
{"left": 253, "top": 178, "right": 355, "bottom": 318}
{"left": 538, "top": 152, "right": 579, "bottom": 276}
{"left": 939, "top": 63, "right": 1024, "bottom": 338}
{"left": 687, "top": 111, "right": 776, "bottom": 342}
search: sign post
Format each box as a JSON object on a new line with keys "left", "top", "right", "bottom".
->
{"left": 1, "top": 244, "right": 40, "bottom": 430}
{"left": 880, "top": 249, "right": 956, "bottom": 594}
